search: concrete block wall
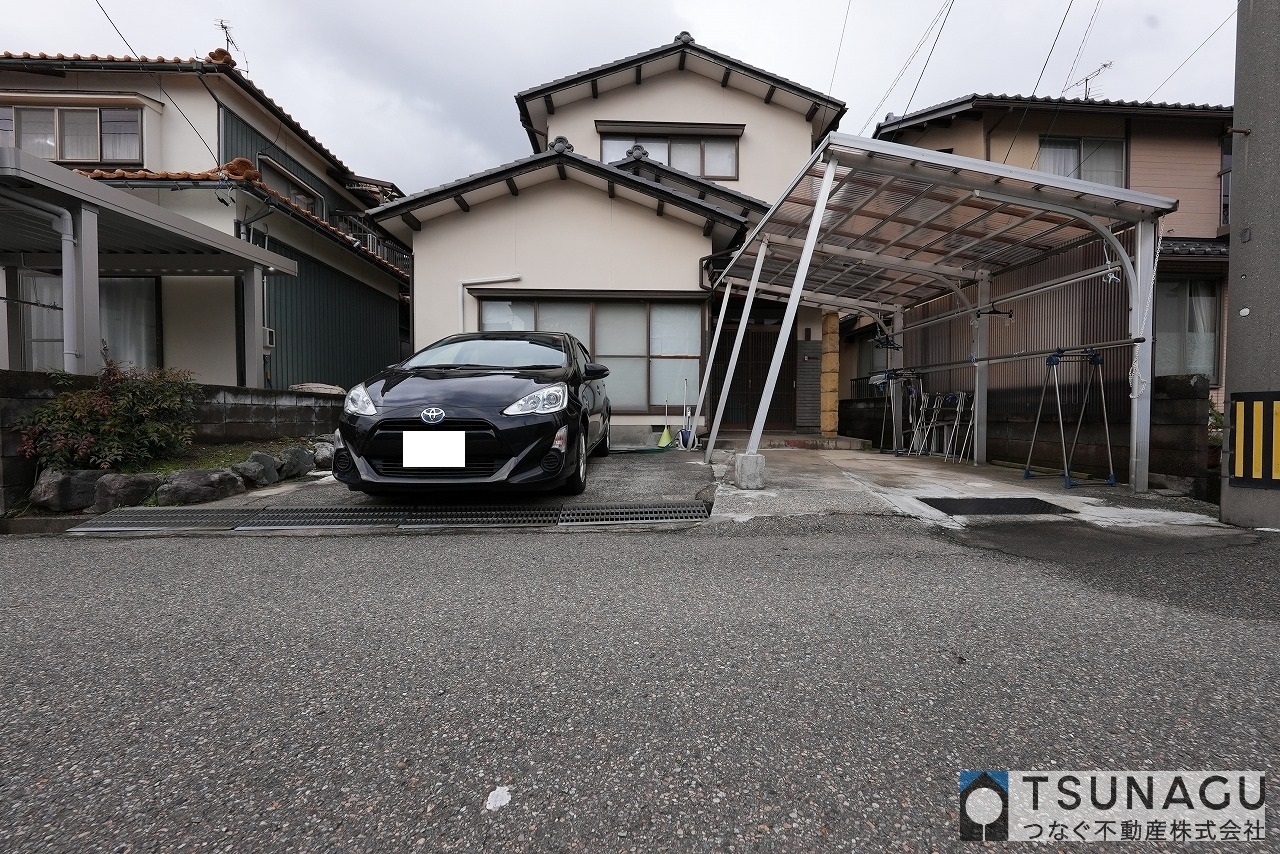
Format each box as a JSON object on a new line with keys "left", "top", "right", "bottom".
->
{"left": 0, "top": 370, "right": 344, "bottom": 513}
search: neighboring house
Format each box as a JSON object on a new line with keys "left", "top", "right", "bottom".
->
{"left": 371, "top": 33, "right": 845, "bottom": 436}
{"left": 0, "top": 48, "right": 411, "bottom": 390}
{"left": 870, "top": 93, "right": 1232, "bottom": 408}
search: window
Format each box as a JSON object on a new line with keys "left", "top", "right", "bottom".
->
{"left": 259, "top": 157, "right": 324, "bottom": 217}
{"left": 17, "top": 273, "right": 158, "bottom": 371}
{"left": 0, "top": 105, "right": 141, "bottom": 162}
{"left": 1155, "top": 277, "right": 1221, "bottom": 383}
{"left": 480, "top": 299, "right": 703, "bottom": 412}
{"left": 1219, "top": 134, "right": 1233, "bottom": 226}
{"left": 601, "top": 134, "right": 739, "bottom": 180}
{"left": 1037, "top": 136, "right": 1125, "bottom": 187}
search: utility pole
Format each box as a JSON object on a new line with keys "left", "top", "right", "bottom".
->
{"left": 1220, "top": 0, "right": 1280, "bottom": 527}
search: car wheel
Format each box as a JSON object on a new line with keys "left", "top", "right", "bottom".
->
{"left": 562, "top": 428, "right": 588, "bottom": 495}
{"left": 592, "top": 412, "right": 610, "bottom": 457}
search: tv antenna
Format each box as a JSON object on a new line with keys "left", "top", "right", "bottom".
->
{"left": 1065, "top": 61, "right": 1112, "bottom": 99}
{"left": 215, "top": 19, "right": 247, "bottom": 69}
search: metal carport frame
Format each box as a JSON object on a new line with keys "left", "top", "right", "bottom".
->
{"left": 695, "top": 133, "right": 1177, "bottom": 492}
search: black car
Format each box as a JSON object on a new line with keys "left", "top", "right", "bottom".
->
{"left": 333, "top": 331, "right": 610, "bottom": 495}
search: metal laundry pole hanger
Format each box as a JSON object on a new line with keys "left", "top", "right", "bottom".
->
{"left": 1023, "top": 348, "right": 1117, "bottom": 488}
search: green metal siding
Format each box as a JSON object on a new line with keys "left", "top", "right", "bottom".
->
{"left": 221, "top": 109, "right": 345, "bottom": 214}
{"left": 263, "top": 239, "right": 400, "bottom": 390}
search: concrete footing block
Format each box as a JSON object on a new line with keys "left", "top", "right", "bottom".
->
{"left": 735, "top": 452, "right": 766, "bottom": 490}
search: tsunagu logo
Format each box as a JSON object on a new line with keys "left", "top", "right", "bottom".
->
{"left": 959, "top": 771, "right": 1009, "bottom": 841}
{"left": 960, "top": 770, "right": 1266, "bottom": 843}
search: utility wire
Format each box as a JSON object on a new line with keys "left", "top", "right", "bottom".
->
{"left": 901, "top": 0, "right": 955, "bottom": 120}
{"left": 859, "top": 0, "right": 953, "bottom": 135}
{"left": 1030, "top": 0, "right": 1107, "bottom": 172}
{"left": 93, "top": 0, "right": 221, "bottom": 168}
{"left": 1144, "top": 5, "right": 1237, "bottom": 101}
{"left": 817, "top": 0, "right": 855, "bottom": 133}
{"left": 1000, "top": 0, "right": 1076, "bottom": 164}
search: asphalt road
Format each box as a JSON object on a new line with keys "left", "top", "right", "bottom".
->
{"left": 1, "top": 516, "right": 1276, "bottom": 852}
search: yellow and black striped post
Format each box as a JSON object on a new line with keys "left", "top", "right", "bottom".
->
{"left": 1230, "top": 393, "right": 1280, "bottom": 489}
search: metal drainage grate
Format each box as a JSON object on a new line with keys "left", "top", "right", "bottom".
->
{"left": 918, "top": 497, "right": 1073, "bottom": 516}
{"left": 398, "top": 506, "right": 564, "bottom": 529}
{"left": 557, "top": 502, "right": 709, "bottom": 525}
{"left": 237, "top": 507, "right": 423, "bottom": 530}
{"left": 70, "top": 502, "right": 711, "bottom": 533}
{"left": 71, "top": 508, "right": 260, "bottom": 532}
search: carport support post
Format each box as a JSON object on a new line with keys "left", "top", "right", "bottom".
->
{"left": 705, "top": 240, "right": 769, "bottom": 464}
{"left": 692, "top": 278, "right": 733, "bottom": 440}
{"left": 74, "top": 204, "right": 102, "bottom": 374}
{"left": 1128, "top": 219, "right": 1157, "bottom": 492}
{"left": 890, "top": 307, "right": 904, "bottom": 453}
{"left": 973, "top": 272, "right": 990, "bottom": 465}
{"left": 242, "top": 265, "right": 266, "bottom": 388}
{"left": 744, "top": 157, "right": 838, "bottom": 469}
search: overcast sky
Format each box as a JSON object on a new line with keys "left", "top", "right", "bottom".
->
{"left": 9, "top": 0, "right": 1238, "bottom": 194}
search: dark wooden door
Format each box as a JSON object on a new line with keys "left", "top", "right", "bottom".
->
{"left": 709, "top": 325, "right": 797, "bottom": 430}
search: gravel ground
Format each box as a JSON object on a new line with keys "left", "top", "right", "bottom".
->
{"left": 1, "top": 515, "right": 1276, "bottom": 852}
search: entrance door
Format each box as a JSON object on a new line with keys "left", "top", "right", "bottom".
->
{"left": 709, "top": 324, "right": 797, "bottom": 430}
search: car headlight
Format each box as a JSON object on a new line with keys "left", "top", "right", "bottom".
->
{"left": 503, "top": 382, "right": 568, "bottom": 416}
{"left": 344, "top": 383, "right": 377, "bottom": 416}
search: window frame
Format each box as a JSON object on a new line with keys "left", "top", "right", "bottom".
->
{"left": 0, "top": 104, "right": 143, "bottom": 164}
{"left": 478, "top": 297, "right": 705, "bottom": 414}
{"left": 599, "top": 133, "right": 740, "bottom": 181}
{"left": 1036, "top": 134, "right": 1127, "bottom": 188}
{"left": 1154, "top": 275, "right": 1223, "bottom": 386}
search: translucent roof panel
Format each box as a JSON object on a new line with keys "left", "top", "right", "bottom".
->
{"left": 716, "top": 133, "right": 1178, "bottom": 310}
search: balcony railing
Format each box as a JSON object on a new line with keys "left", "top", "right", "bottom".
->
{"left": 330, "top": 212, "right": 413, "bottom": 274}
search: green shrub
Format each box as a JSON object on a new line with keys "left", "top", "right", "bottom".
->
{"left": 19, "top": 361, "right": 199, "bottom": 471}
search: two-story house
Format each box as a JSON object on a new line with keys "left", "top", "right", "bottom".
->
{"left": 370, "top": 33, "right": 845, "bottom": 438}
{"left": 870, "top": 94, "right": 1232, "bottom": 408}
{"left": 0, "top": 48, "right": 411, "bottom": 390}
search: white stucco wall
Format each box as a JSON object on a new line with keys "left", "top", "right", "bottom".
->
{"left": 161, "top": 275, "right": 238, "bottom": 385}
{"left": 546, "top": 71, "right": 815, "bottom": 202}
{"left": 411, "top": 179, "right": 711, "bottom": 346}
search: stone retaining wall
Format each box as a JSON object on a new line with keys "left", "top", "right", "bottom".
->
{"left": 0, "top": 370, "right": 343, "bottom": 514}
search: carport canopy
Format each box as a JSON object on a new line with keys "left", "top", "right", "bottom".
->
{"left": 696, "top": 133, "right": 1178, "bottom": 491}
{"left": 1, "top": 147, "right": 294, "bottom": 382}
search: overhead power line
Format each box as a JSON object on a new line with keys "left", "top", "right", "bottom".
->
{"left": 859, "top": 0, "right": 953, "bottom": 135}
{"left": 901, "top": 0, "right": 956, "bottom": 120}
{"left": 1000, "top": 0, "right": 1077, "bottom": 164}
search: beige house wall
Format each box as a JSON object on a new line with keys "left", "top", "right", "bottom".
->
{"left": 410, "top": 179, "right": 710, "bottom": 346}
{"left": 1130, "top": 119, "right": 1223, "bottom": 238}
{"left": 161, "top": 275, "right": 238, "bottom": 385}
{"left": 547, "top": 72, "right": 814, "bottom": 202}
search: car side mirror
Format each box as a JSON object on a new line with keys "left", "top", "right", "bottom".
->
{"left": 584, "top": 363, "right": 610, "bottom": 380}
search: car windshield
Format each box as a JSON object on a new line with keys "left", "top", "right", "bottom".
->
{"left": 403, "top": 337, "right": 568, "bottom": 370}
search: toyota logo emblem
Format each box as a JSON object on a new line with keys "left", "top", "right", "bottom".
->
{"left": 421, "top": 407, "right": 446, "bottom": 424}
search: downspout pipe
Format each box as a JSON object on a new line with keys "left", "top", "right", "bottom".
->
{"left": 0, "top": 190, "right": 78, "bottom": 372}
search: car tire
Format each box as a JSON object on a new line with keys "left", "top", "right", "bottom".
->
{"left": 562, "top": 428, "right": 588, "bottom": 495}
{"left": 592, "top": 412, "right": 610, "bottom": 457}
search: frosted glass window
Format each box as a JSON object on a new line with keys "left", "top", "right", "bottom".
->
{"left": 536, "top": 302, "right": 591, "bottom": 344}
{"left": 595, "top": 303, "right": 646, "bottom": 355}
{"left": 100, "top": 108, "right": 141, "bottom": 161}
{"left": 17, "top": 108, "right": 55, "bottom": 158}
{"left": 703, "top": 139, "right": 737, "bottom": 178}
{"left": 1080, "top": 139, "right": 1125, "bottom": 187}
{"left": 481, "top": 300, "right": 535, "bottom": 331}
{"left": 601, "top": 137, "right": 632, "bottom": 163}
{"left": 600, "top": 357, "right": 646, "bottom": 408}
{"left": 650, "top": 358, "right": 700, "bottom": 408}
{"left": 670, "top": 140, "right": 700, "bottom": 173}
{"left": 637, "top": 138, "right": 668, "bottom": 164}
{"left": 59, "top": 109, "right": 99, "bottom": 160}
{"left": 100, "top": 278, "right": 157, "bottom": 368}
{"left": 649, "top": 303, "right": 700, "bottom": 355}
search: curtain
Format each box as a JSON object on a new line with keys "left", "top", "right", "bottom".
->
{"left": 100, "top": 278, "right": 157, "bottom": 368}
{"left": 1037, "top": 139, "right": 1079, "bottom": 178}
{"left": 1186, "top": 280, "right": 1218, "bottom": 380}
{"left": 100, "top": 108, "right": 141, "bottom": 161}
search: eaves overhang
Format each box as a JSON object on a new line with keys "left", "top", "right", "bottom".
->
{"left": 515, "top": 32, "right": 846, "bottom": 152}
{"left": 370, "top": 139, "right": 751, "bottom": 245}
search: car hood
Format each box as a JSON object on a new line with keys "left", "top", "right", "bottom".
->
{"left": 368, "top": 367, "right": 569, "bottom": 413}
